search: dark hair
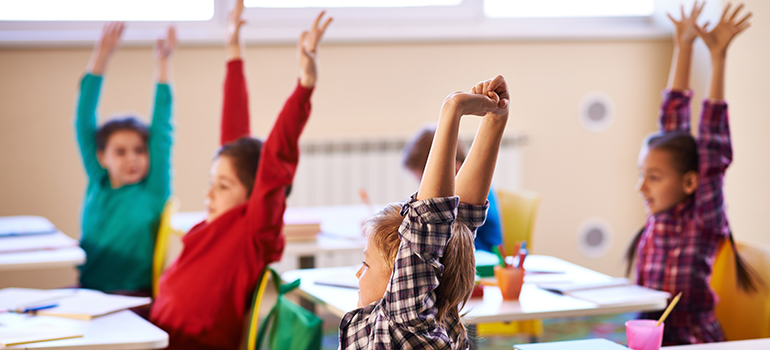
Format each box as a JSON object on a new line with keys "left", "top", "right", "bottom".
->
{"left": 217, "top": 137, "right": 264, "bottom": 197}
{"left": 625, "top": 131, "right": 760, "bottom": 293}
{"left": 402, "top": 125, "right": 466, "bottom": 174}
{"left": 96, "top": 117, "right": 149, "bottom": 151}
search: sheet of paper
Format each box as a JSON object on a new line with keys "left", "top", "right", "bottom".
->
{"left": 537, "top": 277, "right": 630, "bottom": 294}
{"left": 0, "top": 288, "right": 76, "bottom": 311}
{"left": 37, "top": 289, "right": 151, "bottom": 319}
{"left": 0, "top": 216, "right": 56, "bottom": 238}
{"left": 568, "top": 285, "right": 670, "bottom": 307}
{"left": 0, "top": 324, "right": 82, "bottom": 347}
{"left": 0, "top": 232, "right": 78, "bottom": 254}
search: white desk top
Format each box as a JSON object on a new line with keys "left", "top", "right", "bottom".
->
{"left": 0, "top": 247, "right": 85, "bottom": 272}
{"left": 662, "top": 338, "right": 770, "bottom": 349}
{"left": 282, "top": 255, "right": 669, "bottom": 324}
{"left": 0, "top": 310, "right": 167, "bottom": 350}
{"left": 173, "top": 205, "right": 370, "bottom": 255}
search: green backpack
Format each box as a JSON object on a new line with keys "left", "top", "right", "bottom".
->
{"left": 247, "top": 267, "right": 323, "bottom": 350}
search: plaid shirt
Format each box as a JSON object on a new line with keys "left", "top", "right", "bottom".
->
{"left": 636, "top": 90, "right": 731, "bottom": 344}
{"left": 339, "top": 195, "right": 488, "bottom": 350}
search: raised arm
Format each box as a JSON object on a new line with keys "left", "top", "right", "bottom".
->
{"left": 245, "top": 12, "right": 331, "bottom": 263}
{"left": 75, "top": 22, "right": 124, "bottom": 179}
{"left": 659, "top": 2, "right": 704, "bottom": 133}
{"left": 455, "top": 75, "right": 510, "bottom": 205}
{"left": 221, "top": 0, "right": 251, "bottom": 145}
{"left": 145, "top": 27, "right": 176, "bottom": 197}
{"left": 694, "top": 3, "right": 750, "bottom": 226}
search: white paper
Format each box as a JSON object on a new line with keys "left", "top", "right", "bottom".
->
{"left": 0, "top": 324, "right": 82, "bottom": 347}
{"left": 0, "top": 288, "right": 76, "bottom": 311}
{"left": 0, "top": 216, "right": 56, "bottom": 237}
{"left": 37, "top": 289, "right": 150, "bottom": 319}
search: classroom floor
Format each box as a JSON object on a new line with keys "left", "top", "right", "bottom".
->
{"left": 318, "top": 309, "right": 636, "bottom": 349}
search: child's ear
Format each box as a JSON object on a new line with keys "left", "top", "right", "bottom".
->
{"left": 97, "top": 151, "right": 107, "bottom": 168}
{"left": 683, "top": 171, "right": 699, "bottom": 195}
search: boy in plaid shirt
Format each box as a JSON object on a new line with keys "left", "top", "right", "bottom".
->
{"left": 339, "top": 75, "right": 511, "bottom": 349}
{"left": 628, "top": 2, "right": 754, "bottom": 345}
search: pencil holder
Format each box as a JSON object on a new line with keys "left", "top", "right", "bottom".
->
{"left": 625, "top": 320, "right": 664, "bottom": 350}
{"left": 494, "top": 265, "right": 525, "bottom": 300}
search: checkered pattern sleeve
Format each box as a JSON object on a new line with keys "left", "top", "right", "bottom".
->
{"left": 696, "top": 99, "right": 732, "bottom": 233}
{"left": 457, "top": 201, "right": 489, "bottom": 234}
{"left": 658, "top": 89, "right": 693, "bottom": 133}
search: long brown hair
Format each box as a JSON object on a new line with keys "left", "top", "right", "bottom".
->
{"left": 364, "top": 203, "right": 476, "bottom": 347}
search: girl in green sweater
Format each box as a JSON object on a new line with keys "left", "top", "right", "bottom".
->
{"left": 74, "top": 22, "right": 176, "bottom": 296}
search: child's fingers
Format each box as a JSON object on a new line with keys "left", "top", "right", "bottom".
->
{"left": 736, "top": 12, "right": 752, "bottom": 27}
{"left": 666, "top": 13, "right": 676, "bottom": 24}
{"left": 312, "top": 11, "right": 325, "bottom": 31}
{"left": 736, "top": 22, "right": 751, "bottom": 35}
{"left": 721, "top": 3, "right": 732, "bottom": 21}
{"left": 680, "top": 4, "right": 685, "bottom": 20}
{"left": 297, "top": 30, "right": 309, "bottom": 57}
{"left": 319, "top": 17, "right": 333, "bottom": 38}
{"left": 730, "top": 3, "right": 745, "bottom": 22}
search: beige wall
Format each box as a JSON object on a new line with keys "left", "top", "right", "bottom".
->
{"left": 1, "top": 29, "right": 763, "bottom": 288}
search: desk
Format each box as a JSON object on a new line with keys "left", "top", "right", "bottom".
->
{"left": 172, "top": 205, "right": 369, "bottom": 272}
{"left": 0, "top": 310, "right": 167, "bottom": 349}
{"left": 662, "top": 338, "right": 770, "bottom": 349}
{"left": 282, "top": 255, "right": 669, "bottom": 324}
{"left": 0, "top": 227, "right": 85, "bottom": 272}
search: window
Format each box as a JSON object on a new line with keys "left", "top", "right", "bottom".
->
{"left": 246, "top": 0, "right": 462, "bottom": 8}
{"left": 484, "top": 0, "right": 654, "bottom": 19}
{"left": 0, "top": 0, "right": 214, "bottom": 21}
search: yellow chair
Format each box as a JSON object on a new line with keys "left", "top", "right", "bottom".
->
{"left": 477, "top": 189, "right": 543, "bottom": 340}
{"left": 710, "top": 239, "right": 770, "bottom": 340}
{"left": 152, "top": 197, "right": 182, "bottom": 298}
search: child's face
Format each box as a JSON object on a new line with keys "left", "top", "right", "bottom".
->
{"left": 205, "top": 156, "right": 248, "bottom": 223}
{"left": 355, "top": 234, "right": 392, "bottom": 308}
{"left": 97, "top": 130, "right": 149, "bottom": 188}
{"left": 636, "top": 148, "right": 696, "bottom": 214}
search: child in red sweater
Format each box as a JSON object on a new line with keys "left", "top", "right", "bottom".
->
{"left": 149, "top": 1, "right": 332, "bottom": 348}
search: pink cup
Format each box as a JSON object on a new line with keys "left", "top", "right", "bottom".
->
{"left": 625, "top": 319, "right": 664, "bottom": 350}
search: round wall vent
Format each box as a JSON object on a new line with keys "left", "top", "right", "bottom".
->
{"left": 576, "top": 218, "right": 613, "bottom": 258}
{"left": 579, "top": 92, "right": 614, "bottom": 133}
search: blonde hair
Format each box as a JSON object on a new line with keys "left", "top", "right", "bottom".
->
{"left": 363, "top": 203, "right": 477, "bottom": 346}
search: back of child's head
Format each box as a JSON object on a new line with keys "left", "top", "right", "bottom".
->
{"left": 96, "top": 116, "right": 149, "bottom": 151}
{"left": 403, "top": 126, "right": 467, "bottom": 175}
{"left": 643, "top": 131, "right": 699, "bottom": 175}
{"left": 217, "top": 137, "right": 264, "bottom": 197}
{"left": 363, "top": 202, "right": 476, "bottom": 341}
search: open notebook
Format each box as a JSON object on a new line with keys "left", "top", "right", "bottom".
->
{"left": 0, "top": 216, "right": 57, "bottom": 238}
{"left": 0, "top": 325, "right": 82, "bottom": 348}
{"left": 537, "top": 278, "right": 670, "bottom": 306}
{"left": 0, "top": 288, "right": 150, "bottom": 321}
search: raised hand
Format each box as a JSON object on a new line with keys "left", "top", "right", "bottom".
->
{"left": 88, "top": 22, "right": 125, "bottom": 75}
{"left": 298, "top": 11, "right": 333, "bottom": 88}
{"left": 446, "top": 75, "right": 510, "bottom": 119}
{"left": 226, "top": 0, "right": 246, "bottom": 59}
{"left": 667, "top": 2, "right": 705, "bottom": 46}
{"left": 696, "top": 3, "right": 752, "bottom": 57}
{"left": 154, "top": 26, "right": 177, "bottom": 60}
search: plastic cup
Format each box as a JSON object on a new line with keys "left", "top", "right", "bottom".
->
{"left": 494, "top": 265, "right": 525, "bottom": 300}
{"left": 625, "top": 319, "right": 664, "bottom": 350}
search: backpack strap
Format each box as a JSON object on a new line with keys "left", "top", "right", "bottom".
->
{"left": 252, "top": 267, "right": 302, "bottom": 349}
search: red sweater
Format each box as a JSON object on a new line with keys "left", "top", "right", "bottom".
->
{"left": 150, "top": 59, "right": 313, "bottom": 350}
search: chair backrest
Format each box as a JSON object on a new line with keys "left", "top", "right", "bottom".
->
{"left": 495, "top": 189, "right": 540, "bottom": 254}
{"left": 710, "top": 239, "right": 770, "bottom": 340}
{"left": 152, "top": 197, "right": 182, "bottom": 298}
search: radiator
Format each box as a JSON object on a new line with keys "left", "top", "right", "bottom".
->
{"left": 287, "top": 134, "right": 527, "bottom": 208}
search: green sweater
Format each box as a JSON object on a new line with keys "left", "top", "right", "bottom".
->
{"left": 75, "top": 73, "right": 173, "bottom": 292}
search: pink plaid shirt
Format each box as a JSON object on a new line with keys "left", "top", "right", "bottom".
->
{"left": 636, "top": 90, "right": 731, "bottom": 344}
{"left": 338, "top": 194, "right": 487, "bottom": 350}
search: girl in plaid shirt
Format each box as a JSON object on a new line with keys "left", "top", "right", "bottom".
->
{"left": 339, "top": 75, "right": 511, "bottom": 349}
{"left": 626, "top": 2, "right": 757, "bottom": 345}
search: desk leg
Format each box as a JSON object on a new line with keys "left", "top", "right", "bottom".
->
{"left": 299, "top": 255, "right": 316, "bottom": 313}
